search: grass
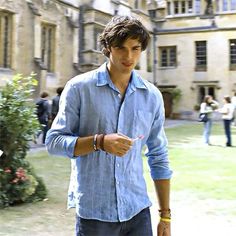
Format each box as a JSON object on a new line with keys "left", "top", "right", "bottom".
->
{"left": 0, "top": 152, "right": 75, "bottom": 236}
{"left": 0, "top": 122, "right": 236, "bottom": 235}
{"left": 143, "top": 122, "right": 236, "bottom": 216}
{"left": 168, "top": 123, "right": 236, "bottom": 200}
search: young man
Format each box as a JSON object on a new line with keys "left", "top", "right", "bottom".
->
{"left": 51, "top": 86, "right": 64, "bottom": 122}
{"left": 36, "top": 91, "right": 50, "bottom": 144}
{"left": 46, "top": 16, "right": 172, "bottom": 236}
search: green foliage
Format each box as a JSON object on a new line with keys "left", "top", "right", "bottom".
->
{"left": 0, "top": 74, "right": 47, "bottom": 208}
{"left": 171, "top": 88, "right": 182, "bottom": 104}
{"left": 194, "top": 104, "right": 200, "bottom": 111}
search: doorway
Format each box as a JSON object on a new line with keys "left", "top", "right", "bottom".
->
{"left": 198, "top": 86, "right": 216, "bottom": 103}
{"left": 162, "top": 92, "right": 173, "bottom": 118}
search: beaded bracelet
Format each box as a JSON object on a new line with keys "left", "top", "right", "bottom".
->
{"left": 159, "top": 209, "right": 171, "bottom": 218}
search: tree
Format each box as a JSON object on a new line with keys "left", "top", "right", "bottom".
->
{"left": 0, "top": 74, "right": 47, "bottom": 208}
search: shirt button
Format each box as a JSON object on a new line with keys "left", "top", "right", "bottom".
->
{"left": 117, "top": 181, "right": 119, "bottom": 185}
{"left": 118, "top": 94, "right": 121, "bottom": 98}
{"left": 117, "top": 164, "right": 120, "bottom": 167}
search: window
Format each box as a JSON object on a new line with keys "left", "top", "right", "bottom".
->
{"left": 181, "top": 1, "right": 186, "bottom": 13}
{"left": 168, "top": 0, "right": 194, "bottom": 15}
{"left": 223, "top": 0, "right": 228, "bottom": 11}
{"left": 231, "top": 0, "right": 236, "bottom": 10}
{"left": 174, "top": 1, "right": 179, "bottom": 14}
{"left": 188, "top": 0, "right": 193, "bottom": 13}
{"left": 41, "top": 23, "right": 56, "bottom": 72}
{"left": 0, "top": 11, "right": 12, "bottom": 68}
{"left": 230, "top": 39, "right": 236, "bottom": 70}
{"left": 195, "top": 41, "right": 207, "bottom": 71}
{"left": 159, "top": 46, "right": 177, "bottom": 67}
{"left": 216, "top": 0, "right": 236, "bottom": 12}
{"left": 216, "top": 0, "right": 220, "bottom": 12}
{"left": 198, "top": 86, "right": 215, "bottom": 103}
{"left": 167, "top": 2, "right": 171, "bottom": 15}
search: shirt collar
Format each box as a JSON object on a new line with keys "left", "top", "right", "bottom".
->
{"left": 96, "top": 63, "right": 147, "bottom": 90}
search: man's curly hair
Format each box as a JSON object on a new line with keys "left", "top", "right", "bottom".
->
{"left": 99, "top": 16, "right": 150, "bottom": 58}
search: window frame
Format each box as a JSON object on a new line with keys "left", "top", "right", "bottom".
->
{"left": 229, "top": 39, "right": 236, "bottom": 70}
{"left": 167, "top": 0, "right": 195, "bottom": 15}
{"left": 195, "top": 41, "right": 207, "bottom": 71}
{"left": 0, "top": 11, "right": 13, "bottom": 69}
{"left": 159, "top": 46, "right": 177, "bottom": 68}
{"left": 41, "top": 23, "right": 56, "bottom": 73}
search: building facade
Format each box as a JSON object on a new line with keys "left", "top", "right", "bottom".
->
{"left": 0, "top": 0, "right": 80, "bottom": 97}
{"left": 152, "top": 0, "right": 236, "bottom": 118}
{"left": 0, "top": 0, "right": 236, "bottom": 118}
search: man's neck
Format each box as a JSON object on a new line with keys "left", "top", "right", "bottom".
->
{"left": 107, "top": 64, "right": 131, "bottom": 96}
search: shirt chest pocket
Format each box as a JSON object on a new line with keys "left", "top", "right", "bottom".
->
{"left": 134, "top": 110, "right": 153, "bottom": 139}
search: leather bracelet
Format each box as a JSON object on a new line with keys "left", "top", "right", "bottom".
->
{"left": 100, "top": 134, "right": 105, "bottom": 151}
{"left": 159, "top": 209, "right": 171, "bottom": 218}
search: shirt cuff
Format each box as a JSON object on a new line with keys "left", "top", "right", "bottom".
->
{"left": 66, "top": 136, "right": 79, "bottom": 158}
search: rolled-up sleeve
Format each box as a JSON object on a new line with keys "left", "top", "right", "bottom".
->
{"left": 145, "top": 92, "right": 173, "bottom": 180}
{"left": 45, "top": 81, "right": 80, "bottom": 158}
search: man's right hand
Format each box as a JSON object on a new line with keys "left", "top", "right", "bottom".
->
{"left": 103, "top": 133, "right": 133, "bottom": 157}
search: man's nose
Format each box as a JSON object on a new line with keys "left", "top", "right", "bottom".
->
{"left": 124, "top": 49, "right": 132, "bottom": 59}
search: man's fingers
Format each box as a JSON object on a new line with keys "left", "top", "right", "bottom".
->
{"left": 120, "top": 138, "right": 133, "bottom": 146}
{"left": 117, "top": 133, "right": 133, "bottom": 145}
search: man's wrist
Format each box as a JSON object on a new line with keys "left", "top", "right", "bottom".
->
{"left": 159, "top": 209, "right": 171, "bottom": 218}
{"left": 96, "top": 134, "right": 105, "bottom": 151}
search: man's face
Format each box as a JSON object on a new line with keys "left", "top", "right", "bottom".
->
{"left": 108, "top": 38, "right": 142, "bottom": 74}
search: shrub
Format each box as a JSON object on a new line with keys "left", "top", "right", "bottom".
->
{"left": 0, "top": 74, "right": 47, "bottom": 208}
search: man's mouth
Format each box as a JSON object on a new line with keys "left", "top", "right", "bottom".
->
{"left": 122, "top": 62, "right": 133, "bottom": 67}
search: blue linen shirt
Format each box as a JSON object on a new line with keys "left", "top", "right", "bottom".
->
{"left": 46, "top": 63, "right": 172, "bottom": 222}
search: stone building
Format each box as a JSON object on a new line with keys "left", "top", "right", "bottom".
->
{"left": 0, "top": 0, "right": 236, "bottom": 118}
{"left": 0, "top": 0, "right": 153, "bottom": 98}
{"left": 150, "top": 0, "right": 236, "bottom": 118}
{"left": 0, "top": 0, "right": 80, "bottom": 96}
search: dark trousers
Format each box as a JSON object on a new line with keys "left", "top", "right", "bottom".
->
{"left": 223, "top": 119, "right": 232, "bottom": 146}
{"left": 37, "top": 121, "right": 49, "bottom": 144}
{"left": 75, "top": 208, "right": 153, "bottom": 236}
{"left": 42, "top": 123, "right": 49, "bottom": 144}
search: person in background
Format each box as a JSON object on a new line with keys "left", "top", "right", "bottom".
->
{"left": 46, "top": 16, "right": 172, "bottom": 236}
{"left": 218, "top": 95, "right": 234, "bottom": 147}
{"left": 36, "top": 92, "right": 51, "bottom": 144}
{"left": 200, "top": 95, "right": 218, "bottom": 145}
{"left": 231, "top": 92, "right": 236, "bottom": 126}
{"left": 51, "top": 87, "right": 64, "bottom": 122}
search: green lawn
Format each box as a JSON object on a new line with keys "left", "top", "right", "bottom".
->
{"left": 143, "top": 122, "right": 236, "bottom": 216}
{"left": 0, "top": 122, "right": 236, "bottom": 235}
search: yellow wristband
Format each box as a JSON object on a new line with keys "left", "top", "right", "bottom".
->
{"left": 160, "top": 217, "right": 171, "bottom": 223}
